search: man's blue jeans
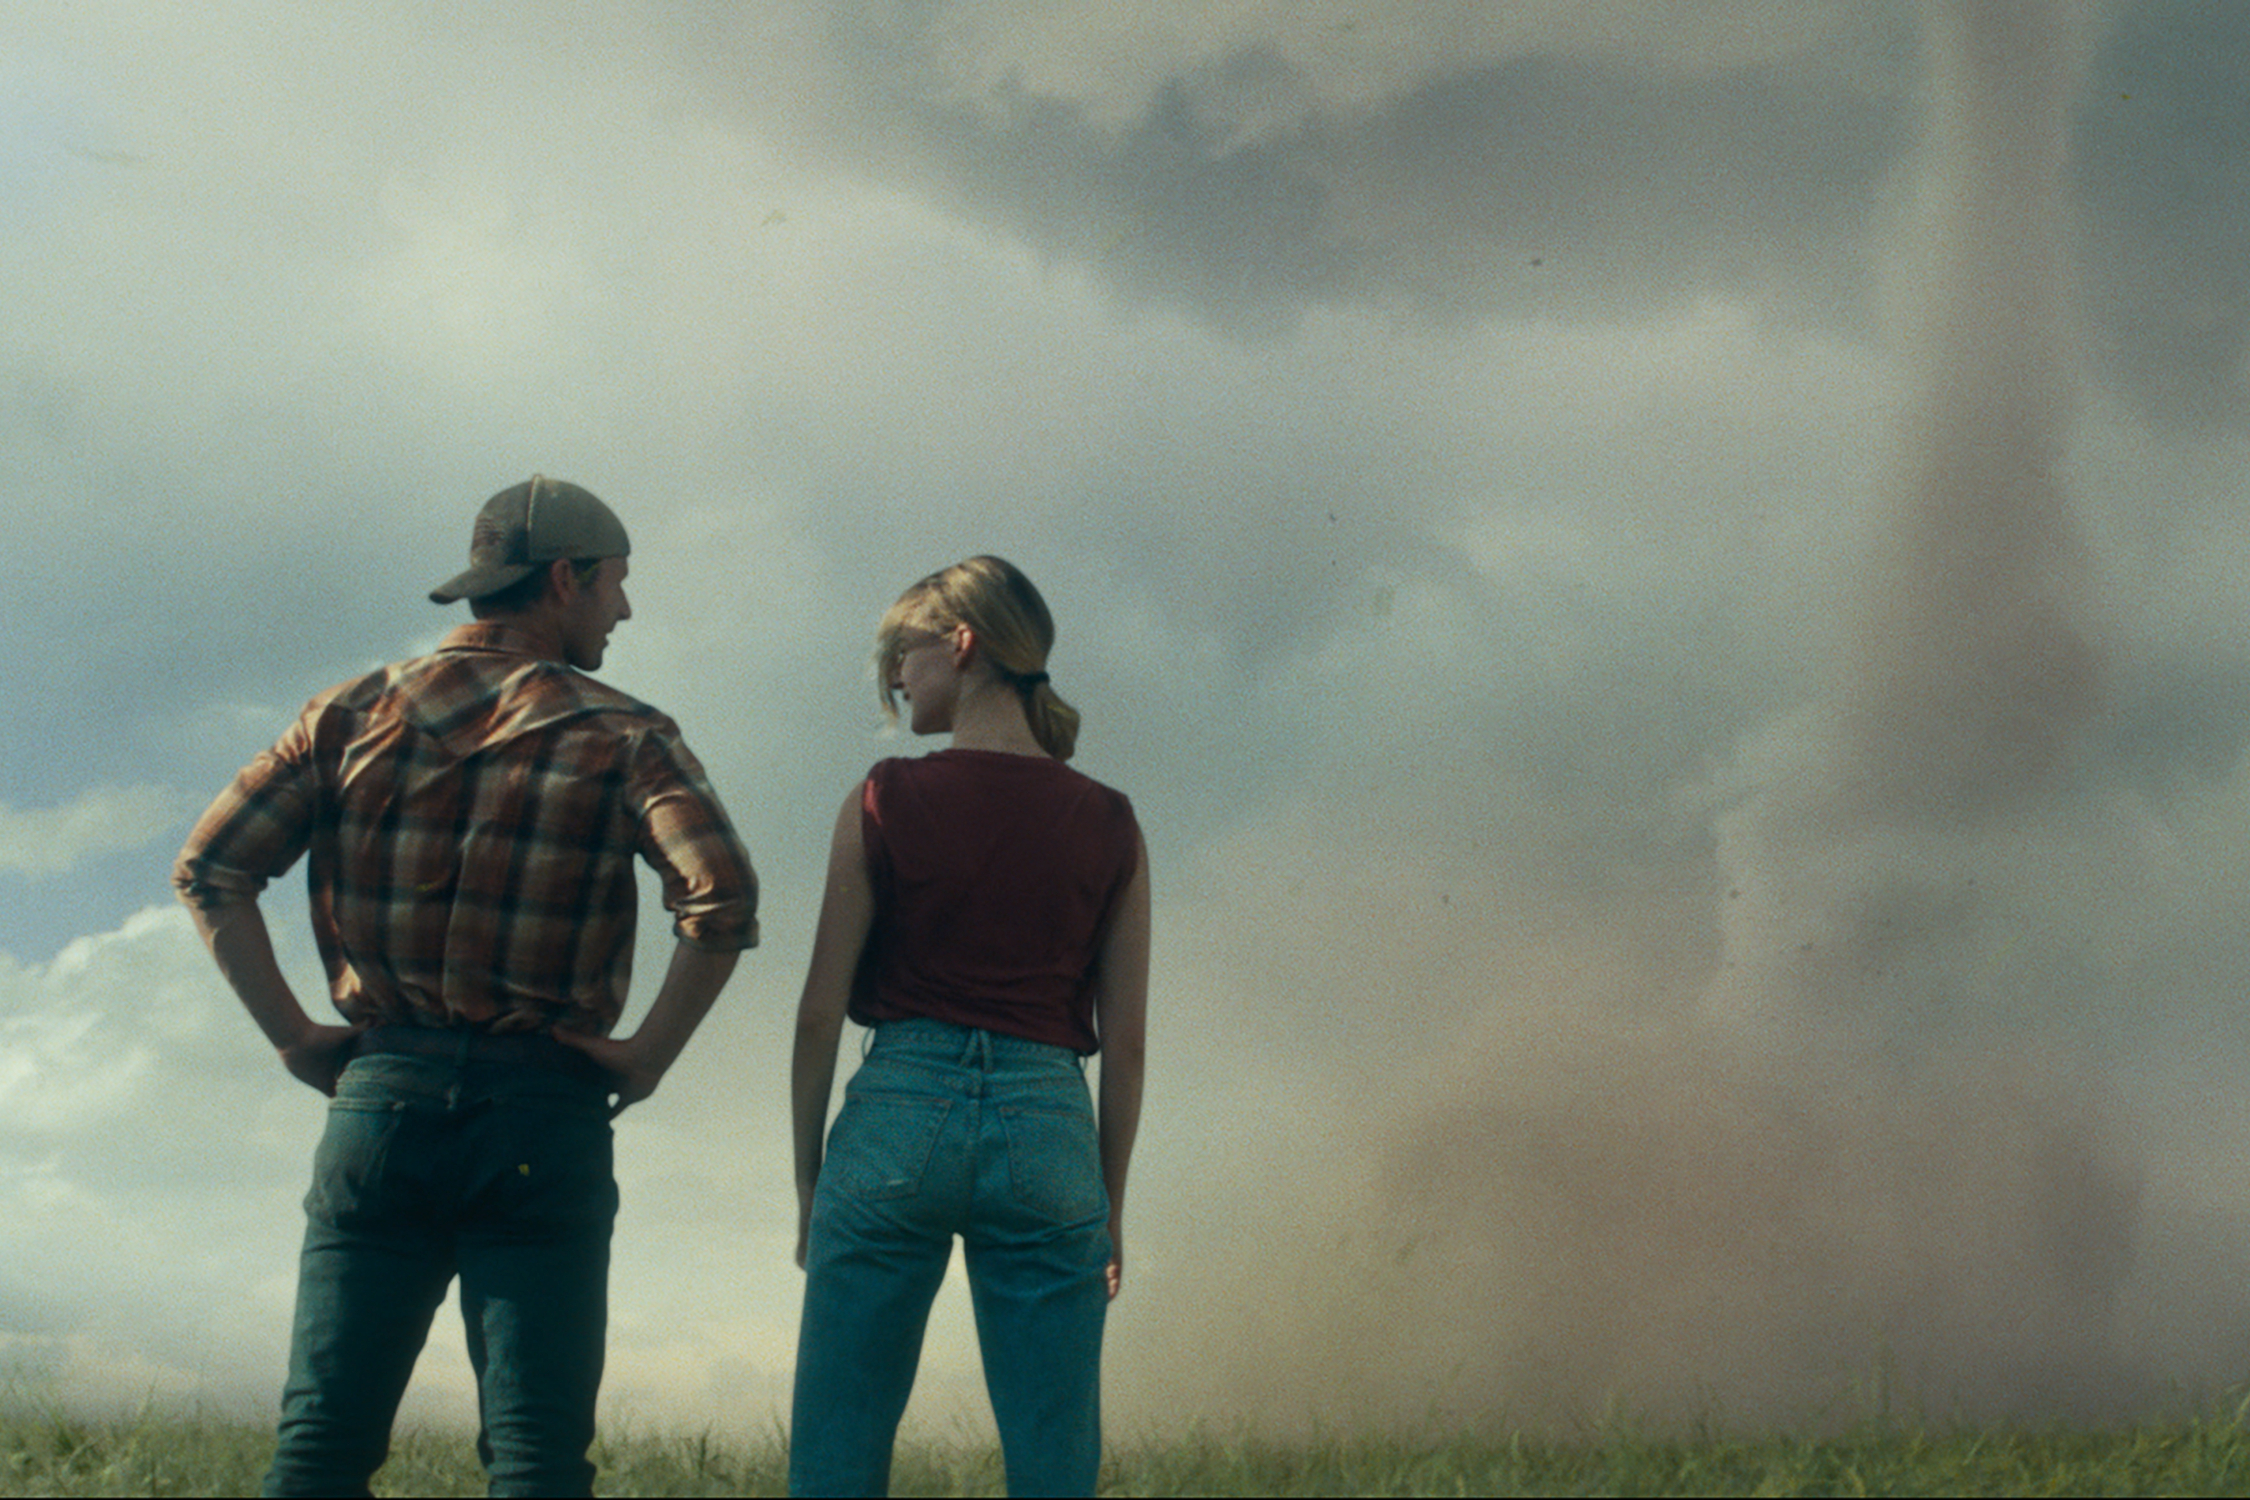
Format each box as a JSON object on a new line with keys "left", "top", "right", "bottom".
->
{"left": 261, "top": 1051, "right": 617, "bottom": 1498}
{"left": 790, "top": 1019, "right": 1111, "bottom": 1497}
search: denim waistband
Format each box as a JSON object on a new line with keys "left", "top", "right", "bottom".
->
{"left": 864, "top": 1017, "right": 1084, "bottom": 1073}
{"left": 350, "top": 1024, "right": 616, "bottom": 1090}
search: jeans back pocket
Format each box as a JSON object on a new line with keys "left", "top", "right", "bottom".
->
{"left": 825, "top": 1091, "right": 953, "bottom": 1203}
{"left": 998, "top": 1105, "right": 1106, "bottom": 1224}
{"left": 306, "top": 1098, "right": 417, "bottom": 1227}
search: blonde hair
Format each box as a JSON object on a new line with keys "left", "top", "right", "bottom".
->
{"left": 876, "top": 555, "right": 1082, "bottom": 761}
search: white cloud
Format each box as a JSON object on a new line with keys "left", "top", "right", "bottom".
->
{"left": 0, "top": 786, "right": 186, "bottom": 879}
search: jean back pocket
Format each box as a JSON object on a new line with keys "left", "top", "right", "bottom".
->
{"left": 998, "top": 1105, "right": 1106, "bottom": 1224}
{"left": 825, "top": 1091, "right": 952, "bottom": 1203}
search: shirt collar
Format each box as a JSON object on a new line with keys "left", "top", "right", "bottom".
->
{"left": 436, "top": 620, "right": 560, "bottom": 661}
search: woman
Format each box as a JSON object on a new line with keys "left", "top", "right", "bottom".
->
{"left": 789, "top": 556, "right": 1149, "bottom": 1498}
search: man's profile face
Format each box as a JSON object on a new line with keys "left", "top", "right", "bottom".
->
{"left": 562, "top": 556, "right": 631, "bottom": 671}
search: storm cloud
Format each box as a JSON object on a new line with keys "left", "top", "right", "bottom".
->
{"left": 7, "top": 0, "right": 2250, "bottom": 1442}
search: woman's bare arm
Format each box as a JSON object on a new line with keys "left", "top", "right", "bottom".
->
{"left": 792, "top": 787, "right": 876, "bottom": 1267}
{"left": 1093, "top": 830, "right": 1151, "bottom": 1299}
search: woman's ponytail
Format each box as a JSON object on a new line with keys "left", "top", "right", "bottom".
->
{"left": 1020, "top": 676, "right": 1080, "bottom": 762}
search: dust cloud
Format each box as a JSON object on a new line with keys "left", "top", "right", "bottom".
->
{"left": 1111, "top": 1, "right": 2250, "bottom": 1435}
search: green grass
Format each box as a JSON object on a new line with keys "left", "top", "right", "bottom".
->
{"left": 9, "top": 1395, "right": 2250, "bottom": 1496}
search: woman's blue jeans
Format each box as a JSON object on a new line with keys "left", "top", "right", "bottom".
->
{"left": 261, "top": 1052, "right": 617, "bottom": 1498}
{"left": 790, "top": 1020, "right": 1111, "bottom": 1497}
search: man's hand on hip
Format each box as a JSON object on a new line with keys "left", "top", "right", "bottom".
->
{"left": 279, "top": 1023, "right": 366, "bottom": 1097}
{"left": 554, "top": 942, "right": 739, "bottom": 1119}
{"left": 551, "top": 1031, "right": 657, "bottom": 1117}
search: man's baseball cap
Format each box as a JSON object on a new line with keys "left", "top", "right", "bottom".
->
{"left": 429, "top": 475, "right": 631, "bottom": 604}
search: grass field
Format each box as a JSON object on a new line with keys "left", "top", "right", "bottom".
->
{"left": 10, "top": 1395, "right": 2250, "bottom": 1497}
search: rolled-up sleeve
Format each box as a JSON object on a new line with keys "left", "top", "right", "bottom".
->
{"left": 172, "top": 718, "right": 319, "bottom": 910}
{"left": 630, "top": 728, "right": 759, "bottom": 952}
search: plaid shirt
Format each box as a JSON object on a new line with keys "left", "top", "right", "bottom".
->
{"left": 174, "top": 622, "right": 757, "bottom": 1035}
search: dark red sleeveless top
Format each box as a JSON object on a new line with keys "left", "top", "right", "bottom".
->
{"left": 848, "top": 749, "right": 1140, "bottom": 1053}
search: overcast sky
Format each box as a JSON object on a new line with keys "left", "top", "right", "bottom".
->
{"left": 10, "top": 0, "right": 2250, "bottom": 1441}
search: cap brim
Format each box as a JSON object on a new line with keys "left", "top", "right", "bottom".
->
{"left": 429, "top": 561, "right": 540, "bottom": 605}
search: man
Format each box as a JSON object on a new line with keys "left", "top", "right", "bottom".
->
{"left": 174, "top": 475, "right": 757, "bottom": 1496}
